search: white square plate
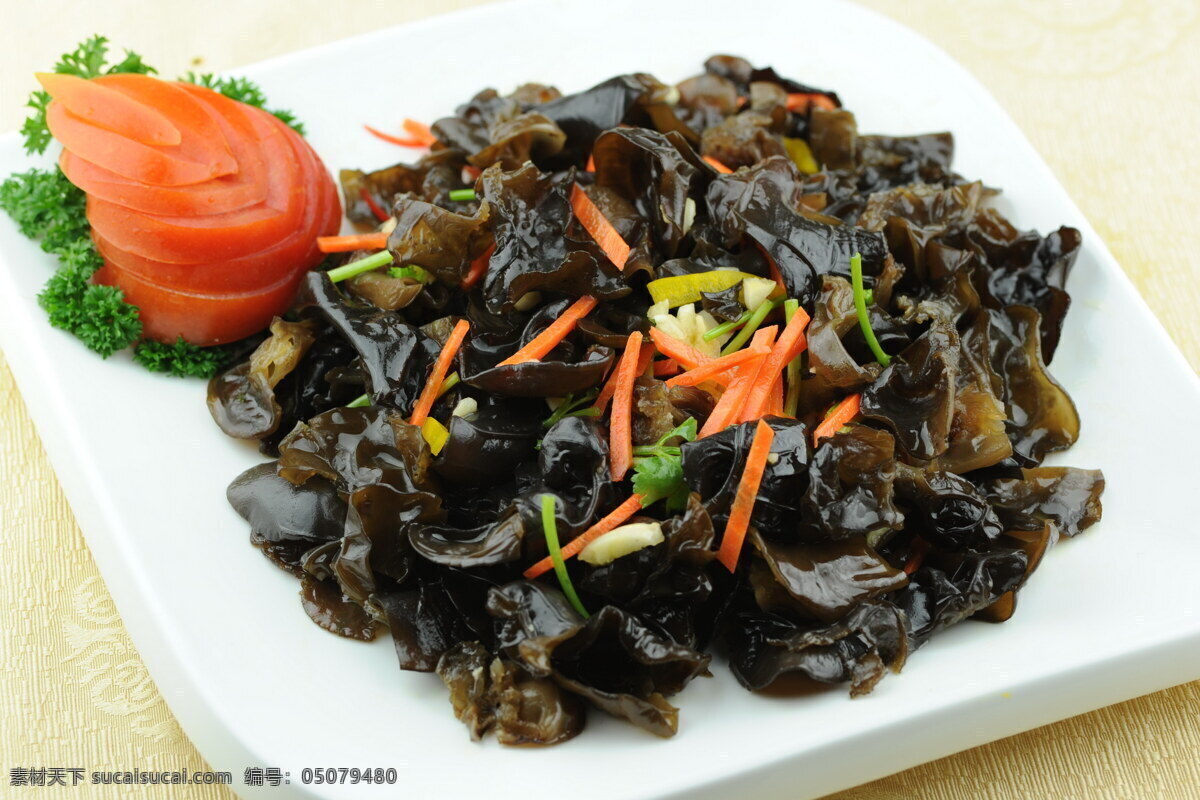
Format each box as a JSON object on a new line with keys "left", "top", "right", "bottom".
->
{"left": 2, "top": 1, "right": 1198, "bottom": 798}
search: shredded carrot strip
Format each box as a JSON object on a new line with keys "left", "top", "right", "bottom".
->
{"left": 462, "top": 243, "right": 494, "bottom": 290}
{"left": 523, "top": 494, "right": 645, "bottom": 579}
{"left": 666, "top": 345, "right": 768, "bottom": 388}
{"left": 699, "top": 327, "right": 775, "bottom": 437}
{"left": 740, "top": 305, "right": 811, "bottom": 420}
{"left": 585, "top": 154, "right": 596, "bottom": 172}
{"left": 409, "top": 319, "right": 470, "bottom": 427}
{"left": 359, "top": 187, "right": 390, "bottom": 223}
{"left": 653, "top": 358, "right": 680, "bottom": 377}
{"left": 716, "top": 419, "right": 776, "bottom": 572}
{"left": 402, "top": 118, "right": 437, "bottom": 146}
{"left": 317, "top": 232, "right": 389, "bottom": 254}
{"left": 363, "top": 124, "right": 427, "bottom": 148}
{"left": 609, "top": 331, "right": 643, "bottom": 482}
{"left": 570, "top": 183, "right": 630, "bottom": 270}
{"left": 647, "top": 327, "right": 711, "bottom": 370}
{"left": 904, "top": 537, "right": 930, "bottom": 576}
{"left": 768, "top": 375, "right": 785, "bottom": 416}
{"left": 812, "top": 393, "right": 862, "bottom": 445}
{"left": 463, "top": 165, "right": 482, "bottom": 181}
{"left": 785, "top": 93, "right": 837, "bottom": 113}
{"left": 703, "top": 155, "right": 733, "bottom": 174}
{"left": 497, "top": 296, "right": 598, "bottom": 366}
{"left": 595, "top": 340, "right": 652, "bottom": 412}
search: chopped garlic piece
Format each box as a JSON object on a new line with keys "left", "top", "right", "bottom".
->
{"left": 741, "top": 277, "right": 777, "bottom": 312}
{"left": 682, "top": 197, "right": 696, "bottom": 235}
{"left": 513, "top": 291, "right": 543, "bottom": 311}
{"left": 578, "top": 522, "right": 665, "bottom": 565}
{"left": 452, "top": 397, "right": 478, "bottom": 418}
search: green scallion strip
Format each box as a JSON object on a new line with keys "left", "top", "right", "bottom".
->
{"left": 346, "top": 393, "right": 370, "bottom": 408}
{"left": 721, "top": 297, "right": 781, "bottom": 356}
{"left": 863, "top": 288, "right": 874, "bottom": 306}
{"left": 850, "top": 252, "right": 891, "bottom": 367}
{"left": 540, "top": 494, "right": 589, "bottom": 618}
{"left": 702, "top": 308, "right": 752, "bottom": 342}
{"left": 448, "top": 188, "right": 477, "bottom": 203}
{"left": 327, "top": 250, "right": 393, "bottom": 283}
{"left": 783, "top": 299, "right": 803, "bottom": 417}
{"left": 436, "top": 372, "right": 461, "bottom": 398}
{"left": 388, "top": 264, "right": 431, "bottom": 283}
{"left": 543, "top": 390, "right": 600, "bottom": 428}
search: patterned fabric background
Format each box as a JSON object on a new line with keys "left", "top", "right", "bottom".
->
{"left": 0, "top": 1, "right": 1197, "bottom": 797}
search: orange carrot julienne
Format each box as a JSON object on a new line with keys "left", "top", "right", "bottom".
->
{"left": 585, "top": 154, "right": 596, "bottom": 172}
{"left": 523, "top": 493, "right": 646, "bottom": 579}
{"left": 609, "top": 330, "right": 643, "bottom": 482}
{"left": 700, "top": 327, "right": 775, "bottom": 437}
{"left": 741, "top": 305, "right": 811, "bottom": 420}
{"left": 402, "top": 118, "right": 436, "bottom": 146}
{"left": 647, "top": 327, "right": 710, "bottom": 370}
{"left": 570, "top": 183, "right": 630, "bottom": 270}
{"left": 317, "top": 232, "right": 390, "bottom": 254}
{"left": 812, "top": 393, "right": 862, "bottom": 445}
{"left": 904, "top": 537, "right": 930, "bottom": 576}
{"left": 410, "top": 319, "right": 470, "bottom": 426}
{"left": 716, "top": 418, "right": 776, "bottom": 572}
{"left": 666, "top": 345, "right": 768, "bottom": 388}
{"left": 497, "top": 296, "right": 598, "bottom": 366}
{"left": 594, "top": 339, "right": 651, "bottom": 412}
{"left": 768, "top": 375, "right": 785, "bottom": 416}
{"left": 653, "top": 358, "right": 680, "bottom": 377}
{"left": 462, "top": 243, "right": 494, "bottom": 289}
{"left": 363, "top": 124, "right": 428, "bottom": 148}
{"left": 703, "top": 155, "right": 733, "bottom": 174}
{"left": 785, "top": 93, "right": 838, "bottom": 113}
{"left": 359, "top": 187, "right": 390, "bottom": 223}
{"left": 463, "top": 165, "right": 482, "bottom": 181}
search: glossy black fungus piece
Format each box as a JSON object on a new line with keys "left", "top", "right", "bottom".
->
{"left": 726, "top": 601, "right": 908, "bottom": 696}
{"left": 461, "top": 344, "right": 615, "bottom": 398}
{"left": 681, "top": 417, "right": 811, "bottom": 538}
{"left": 468, "top": 112, "right": 567, "bottom": 171}
{"left": 748, "top": 530, "right": 908, "bottom": 623}
{"left": 207, "top": 318, "right": 317, "bottom": 440}
{"left": 982, "top": 467, "right": 1105, "bottom": 537}
{"left": 487, "top": 581, "right": 710, "bottom": 737}
{"left": 705, "top": 156, "right": 886, "bottom": 308}
{"left": 961, "top": 306, "right": 1079, "bottom": 466}
{"left": 592, "top": 127, "right": 707, "bottom": 260}
{"left": 860, "top": 323, "right": 960, "bottom": 461}
{"left": 479, "top": 163, "right": 629, "bottom": 313}
{"left": 894, "top": 464, "right": 1004, "bottom": 551}
{"left": 894, "top": 548, "right": 1029, "bottom": 649}
{"left": 409, "top": 510, "right": 525, "bottom": 569}
{"left": 432, "top": 401, "right": 543, "bottom": 486}
{"left": 300, "top": 574, "right": 380, "bottom": 641}
{"left": 377, "top": 572, "right": 492, "bottom": 673}
{"left": 339, "top": 149, "right": 468, "bottom": 225}
{"left": 387, "top": 192, "right": 493, "bottom": 286}
{"left": 534, "top": 74, "right": 650, "bottom": 168}
{"left": 293, "top": 273, "right": 439, "bottom": 412}
{"left": 802, "top": 426, "right": 905, "bottom": 542}
{"left": 436, "top": 641, "right": 586, "bottom": 746}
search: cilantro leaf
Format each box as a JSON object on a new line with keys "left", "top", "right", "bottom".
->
{"left": 180, "top": 72, "right": 306, "bottom": 135}
{"left": 631, "top": 454, "right": 689, "bottom": 511}
{"left": 133, "top": 338, "right": 231, "bottom": 379}
{"left": 20, "top": 35, "right": 156, "bottom": 154}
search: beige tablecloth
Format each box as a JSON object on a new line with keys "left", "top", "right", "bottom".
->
{"left": 1, "top": 2, "right": 1198, "bottom": 797}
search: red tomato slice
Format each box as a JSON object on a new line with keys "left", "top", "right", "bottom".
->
{"left": 93, "top": 75, "right": 238, "bottom": 176}
{"left": 85, "top": 113, "right": 305, "bottom": 263}
{"left": 59, "top": 88, "right": 270, "bottom": 216}
{"left": 96, "top": 259, "right": 309, "bottom": 346}
{"left": 36, "top": 72, "right": 181, "bottom": 146}
{"left": 47, "top": 101, "right": 235, "bottom": 187}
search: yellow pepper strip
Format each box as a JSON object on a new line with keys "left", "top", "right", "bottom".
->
{"left": 647, "top": 270, "right": 758, "bottom": 308}
{"left": 421, "top": 417, "right": 450, "bottom": 455}
{"left": 784, "top": 138, "right": 819, "bottom": 174}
